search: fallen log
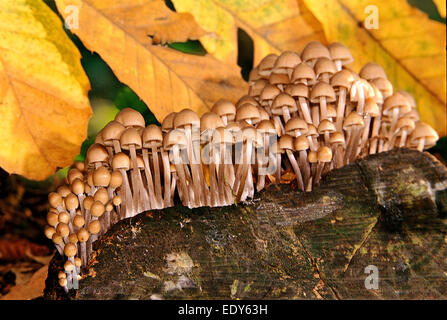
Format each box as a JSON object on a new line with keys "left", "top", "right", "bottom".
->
{"left": 44, "top": 148, "right": 447, "bottom": 299}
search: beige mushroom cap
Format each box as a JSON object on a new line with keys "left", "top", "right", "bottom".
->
{"left": 314, "top": 57, "right": 337, "bottom": 78}
{"left": 257, "top": 119, "right": 278, "bottom": 136}
{"left": 120, "top": 127, "right": 143, "bottom": 150}
{"left": 163, "top": 129, "right": 188, "bottom": 150}
{"left": 329, "top": 132, "right": 345, "bottom": 145}
{"left": 279, "top": 134, "right": 294, "bottom": 151}
{"left": 260, "top": 85, "right": 281, "bottom": 103}
{"left": 88, "top": 220, "right": 101, "bottom": 235}
{"left": 174, "top": 109, "right": 200, "bottom": 129}
{"left": 102, "top": 121, "right": 125, "bottom": 146}
{"left": 249, "top": 79, "right": 269, "bottom": 97}
{"left": 308, "top": 151, "right": 318, "bottom": 163}
{"left": 370, "top": 78, "right": 393, "bottom": 98}
{"left": 85, "top": 144, "right": 109, "bottom": 167}
{"left": 291, "top": 62, "right": 316, "bottom": 83}
{"left": 115, "top": 108, "right": 145, "bottom": 128}
{"left": 77, "top": 228, "right": 90, "bottom": 242}
{"left": 258, "top": 54, "right": 279, "bottom": 76}
{"left": 359, "top": 62, "right": 387, "bottom": 81}
{"left": 211, "top": 99, "right": 236, "bottom": 120}
{"left": 64, "top": 243, "right": 77, "bottom": 259}
{"left": 293, "top": 136, "right": 310, "bottom": 151}
{"left": 383, "top": 93, "right": 412, "bottom": 115}
{"left": 318, "top": 119, "right": 336, "bottom": 134}
{"left": 330, "top": 69, "right": 355, "bottom": 89}
{"left": 317, "top": 146, "right": 332, "bottom": 162}
{"left": 285, "top": 83, "right": 309, "bottom": 99}
{"left": 162, "top": 112, "right": 177, "bottom": 133}
{"left": 93, "top": 166, "right": 111, "bottom": 187}
{"left": 343, "top": 112, "right": 364, "bottom": 129}
{"left": 235, "top": 104, "right": 261, "bottom": 124}
{"left": 310, "top": 82, "right": 336, "bottom": 103}
{"left": 271, "top": 93, "right": 298, "bottom": 115}
{"left": 301, "top": 41, "right": 331, "bottom": 63}
{"left": 112, "top": 152, "right": 130, "bottom": 170}
{"left": 285, "top": 117, "right": 308, "bottom": 136}
{"left": 409, "top": 122, "right": 439, "bottom": 145}
{"left": 328, "top": 42, "right": 354, "bottom": 65}
{"left": 273, "top": 51, "right": 302, "bottom": 73}
{"left": 364, "top": 99, "right": 380, "bottom": 117}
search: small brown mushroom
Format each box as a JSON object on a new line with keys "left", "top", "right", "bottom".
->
{"left": 328, "top": 42, "right": 354, "bottom": 71}
{"left": 301, "top": 41, "right": 331, "bottom": 68}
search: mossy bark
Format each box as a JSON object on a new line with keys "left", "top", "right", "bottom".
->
{"left": 45, "top": 148, "right": 447, "bottom": 300}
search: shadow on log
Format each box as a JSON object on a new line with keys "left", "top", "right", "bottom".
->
{"left": 44, "top": 149, "right": 447, "bottom": 299}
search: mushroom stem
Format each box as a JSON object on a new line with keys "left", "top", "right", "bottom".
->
{"left": 369, "top": 117, "right": 381, "bottom": 154}
{"left": 275, "top": 153, "right": 282, "bottom": 183}
{"left": 80, "top": 242, "right": 87, "bottom": 267}
{"left": 335, "top": 87, "right": 346, "bottom": 131}
{"left": 172, "top": 145, "right": 190, "bottom": 207}
{"left": 299, "top": 150, "right": 310, "bottom": 188}
{"left": 150, "top": 143, "right": 163, "bottom": 208}
{"left": 282, "top": 106, "right": 291, "bottom": 123}
{"left": 312, "top": 106, "right": 320, "bottom": 127}
{"left": 161, "top": 151, "right": 172, "bottom": 207}
{"left": 398, "top": 130, "right": 408, "bottom": 148}
{"left": 286, "top": 150, "right": 304, "bottom": 191}
{"left": 209, "top": 145, "right": 219, "bottom": 206}
{"left": 360, "top": 115, "right": 372, "bottom": 150}
{"left": 236, "top": 140, "right": 253, "bottom": 201}
{"left": 119, "top": 168, "right": 133, "bottom": 218}
{"left": 298, "top": 97, "right": 313, "bottom": 125}
{"left": 184, "top": 127, "right": 205, "bottom": 206}
{"left": 417, "top": 138, "right": 425, "bottom": 152}
{"left": 142, "top": 149, "right": 157, "bottom": 210}
{"left": 319, "top": 97, "right": 328, "bottom": 121}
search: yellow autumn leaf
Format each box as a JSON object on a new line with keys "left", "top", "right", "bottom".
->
{"left": 172, "top": 0, "right": 326, "bottom": 65}
{"left": 55, "top": 0, "right": 248, "bottom": 122}
{"left": 0, "top": 0, "right": 92, "bottom": 180}
{"left": 433, "top": 0, "right": 446, "bottom": 18}
{"left": 303, "top": 0, "right": 446, "bottom": 136}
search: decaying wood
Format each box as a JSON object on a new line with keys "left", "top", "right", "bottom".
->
{"left": 44, "top": 148, "right": 447, "bottom": 300}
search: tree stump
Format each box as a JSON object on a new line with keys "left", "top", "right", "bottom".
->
{"left": 44, "top": 148, "right": 447, "bottom": 300}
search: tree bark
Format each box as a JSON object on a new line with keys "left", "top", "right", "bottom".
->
{"left": 44, "top": 148, "right": 447, "bottom": 300}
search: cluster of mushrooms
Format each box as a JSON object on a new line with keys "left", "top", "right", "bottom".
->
{"left": 44, "top": 41, "right": 439, "bottom": 291}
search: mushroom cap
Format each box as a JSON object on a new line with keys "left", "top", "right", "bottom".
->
{"left": 85, "top": 144, "right": 109, "bottom": 166}
{"left": 93, "top": 166, "right": 111, "bottom": 187}
{"left": 350, "top": 79, "right": 375, "bottom": 102}
{"left": 403, "top": 109, "right": 420, "bottom": 121}
{"left": 291, "top": 62, "right": 316, "bottom": 83}
{"left": 301, "top": 41, "right": 331, "bottom": 63}
{"left": 248, "top": 67, "right": 262, "bottom": 83}
{"left": 56, "top": 223, "right": 69, "bottom": 237}
{"left": 64, "top": 193, "right": 79, "bottom": 211}
{"left": 102, "top": 121, "right": 125, "bottom": 146}
{"left": 115, "top": 108, "right": 145, "bottom": 128}
{"left": 211, "top": 99, "right": 236, "bottom": 120}
{"left": 87, "top": 172, "right": 94, "bottom": 187}
{"left": 330, "top": 69, "right": 355, "bottom": 89}
{"left": 260, "top": 85, "right": 281, "bottom": 102}
{"left": 67, "top": 168, "right": 83, "bottom": 185}
{"left": 269, "top": 72, "right": 290, "bottom": 86}
{"left": 285, "top": 117, "right": 308, "bottom": 136}
{"left": 120, "top": 127, "right": 142, "bottom": 150}
{"left": 90, "top": 201, "right": 105, "bottom": 217}
{"left": 285, "top": 83, "right": 309, "bottom": 98}
{"left": 396, "top": 116, "right": 416, "bottom": 132}
{"left": 236, "top": 95, "right": 259, "bottom": 108}
{"left": 397, "top": 90, "right": 416, "bottom": 109}
{"left": 46, "top": 211, "right": 59, "bottom": 226}
{"left": 278, "top": 134, "right": 293, "bottom": 151}
{"left": 308, "top": 151, "right": 318, "bottom": 163}
{"left": 58, "top": 271, "right": 67, "bottom": 279}
{"left": 59, "top": 278, "right": 68, "bottom": 287}
{"left": 317, "top": 146, "right": 332, "bottom": 162}
{"left": 112, "top": 195, "right": 122, "bottom": 206}
{"left": 409, "top": 122, "right": 439, "bottom": 144}
{"left": 73, "top": 161, "right": 85, "bottom": 172}
{"left": 163, "top": 129, "right": 188, "bottom": 150}
{"left": 369, "top": 82, "right": 384, "bottom": 105}
{"left": 225, "top": 122, "right": 243, "bottom": 143}
{"left": 110, "top": 170, "right": 123, "bottom": 189}
{"left": 310, "top": 82, "right": 336, "bottom": 103}
{"left": 242, "top": 126, "right": 262, "bottom": 146}
{"left": 318, "top": 119, "right": 336, "bottom": 134}
{"left": 88, "top": 220, "right": 101, "bottom": 235}
{"left": 370, "top": 78, "right": 393, "bottom": 98}
{"left": 306, "top": 124, "right": 318, "bottom": 137}
{"left": 57, "top": 185, "right": 71, "bottom": 198}
{"left": 200, "top": 112, "right": 224, "bottom": 136}
{"left": 83, "top": 196, "right": 94, "bottom": 210}
{"left": 314, "top": 57, "right": 337, "bottom": 78}
{"left": 293, "top": 136, "right": 310, "bottom": 151}
{"left": 257, "top": 119, "right": 278, "bottom": 136}
{"left": 235, "top": 104, "right": 261, "bottom": 124}
{"left": 258, "top": 107, "right": 270, "bottom": 121}
{"left": 162, "top": 112, "right": 177, "bottom": 132}
{"left": 383, "top": 93, "right": 412, "bottom": 115}
{"left": 174, "top": 109, "right": 200, "bottom": 129}
{"left": 94, "top": 131, "right": 104, "bottom": 145}
{"left": 359, "top": 62, "right": 387, "bottom": 81}
{"left": 258, "top": 54, "right": 278, "bottom": 76}
{"left": 64, "top": 244, "right": 78, "bottom": 258}
{"left": 364, "top": 99, "right": 380, "bottom": 117}
{"left": 129, "top": 155, "right": 145, "bottom": 170}
{"left": 112, "top": 152, "right": 130, "bottom": 170}
{"left": 343, "top": 112, "right": 364, "bottom": 129}
{"left": 68, "top": 233, "right": 78, "bottom": 244}
{"left": 327, "top": 104, "right": 337, "bottom": 118}
{"left": 249, "top": 79, "right": 269, "bottom": 97}
{"left": 212, "top": 127, "right": 233, "bottom": 144}
{"left": 73, "top": 215, "right": 85, "bottom": 228}
{"left": 328, "top": 42, "right": 354, "bottom": 65}
{"left": 93, "top": 188, "right": 109, "bottom": 205}
{"left": 273, "top": 51, "right": 302, "bottom": 72}
{"left": 71, "top": 178, "right": 84, "bottom": 196}
{"left": 52, "top": 233, "right": 63, "bottom": 245}
{"left": 74, "top": 257, "right": 82, "bottom": 268}
{"left": 271, "top": 93, "right": 298, "bottom": 115}
{"left": 44, "top": 226, "right": 56, "bottom": 239}
{"left": 77, "top": 228, "right": 90, "bottom": 242}
{"left": 48, "top": 192, "right": 63, "bottom": 208}
{"left": 330, "top": 132, "right": 345, "bottom": 145}
{"left": 58, "top": 212, "right": 70, "bottom": 224}
{"left": 142, "top": 124, "right": 163, "bottom": 148}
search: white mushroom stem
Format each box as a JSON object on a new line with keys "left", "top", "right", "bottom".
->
{"left": 80, "top": 241, "right": 87, "bottom": 267}
{"left": 209, "top": 145, "right": 219, "bottom": 206}
{"left": 298, "top": 97, "right": 313, "bottom": 124}
{"left": 417, "top": 138, "right": 426, "bottom": 152}
{"left": 256, "top": 135, "right": 269, "bottom": 192}
{"left": 319, "top": 97, "right": 328, "bottom": 120}
{"left": 236, "top": 139, "right": 253, "bottom": 201}
{"left": 141, "top": 148, "right": 157, "bottom": 210}
{"left": 360, "top": 115, "right": 372, "bottom": 150}
{"left": 273, "top": 116, "right": 285, "bottom": 135}
{"left": 224, "top": 145, "right": 235, "bottom": 203}
{"left": 218, "top": 143, "right": 230, "bottom": 205}
{"left": 150, "top": 143, "right": 163, "bottom": 208}
{"left": 184, "top": 127, "right": 205, "bottom": 206}
{"left": 298, "top": 150, "right": 310, "bottom": 188}
{"left": 347, "top": 127, "right": 363, "bottom": 163}
{"left": 335, "top": 87, "right": 347, "bottom": 131}
{"left": 398, "top": 129, "right": 409, "bottom": 148}
{"left": 282, "top": 106, "right": 291, "bottom": 123}
{"left": 161, "top": 151, "right": 172, "bottom": 207}
{"left": 119, "top": 168, "right": 133, "bottom": 219}
{"left": 286, "top": 150, "right": 304, "bottom": 191}
{"left": 112, "top": 140, "right": 121, "bottom": 153}
{"left": 172, "top": 145, "right": 190, "bottom": 207}
{"left": 390, "top": 108, "right": 400, "bottom": 134}
{"left": 355, "top": 87, "right": 365, "bottom": 115}
{"left": 312, "top": 106, "right": 320, "bottom": 127}
{"left": 170, "top": 172, "right": 177, "bottom": 204}
{"left": 334, "top": 60, "right": 342, "bottom": 71}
